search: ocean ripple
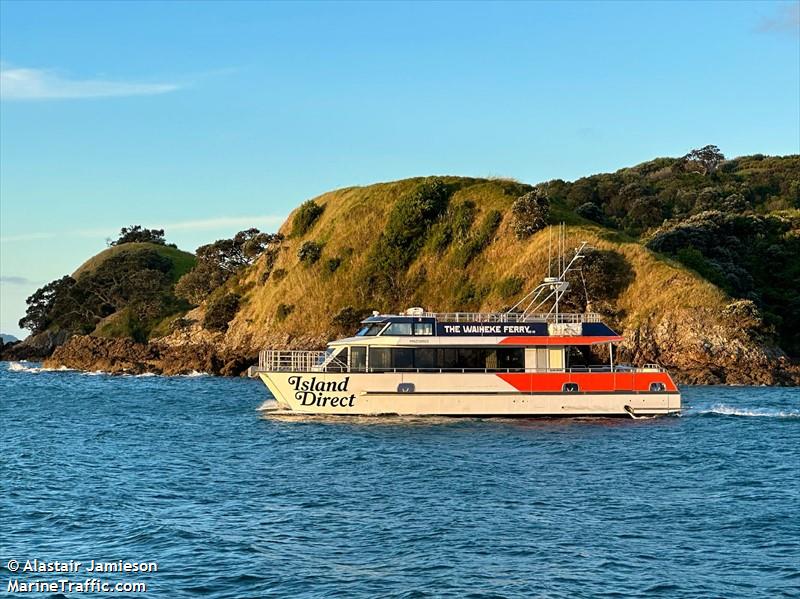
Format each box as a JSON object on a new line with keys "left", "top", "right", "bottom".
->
{"left": 1, "top": 365, "right": 798, "bottom": 598}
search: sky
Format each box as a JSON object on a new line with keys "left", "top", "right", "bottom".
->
{"left": 1, "top": 0, "right": 799, "bottom": 338}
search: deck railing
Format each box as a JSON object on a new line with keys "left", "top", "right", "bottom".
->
{"left": 255, "top": 350, "right": 664, "bottom": 375}
{"left": 423, "top": 312, "right": 601, "bottom": 323}
{"left": 259, "top": 350, "right": 328, "bottom": 372}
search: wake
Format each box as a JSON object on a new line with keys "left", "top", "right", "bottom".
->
{"left": 696, "top": 403, "right": 800, "bottom": 419}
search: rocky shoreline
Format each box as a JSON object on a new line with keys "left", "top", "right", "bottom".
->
{"left": 3, "top": 335, "right": 255, "bottom": 377}
{"left": 3, "top": 326, "right": 799, "bottom": 385}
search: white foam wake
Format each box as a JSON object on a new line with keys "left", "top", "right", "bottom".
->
{"left": 699, "top": 404, "right": 800, "bottom": 418}
{"left": 6, "top": 361, "right": 73, "bottom": 374}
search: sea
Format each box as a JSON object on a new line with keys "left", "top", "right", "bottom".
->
{"left": 1, "top": 361, "right": 798, "bottom": 598}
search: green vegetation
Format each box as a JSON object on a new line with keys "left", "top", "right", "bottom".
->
{"left": 298, "top": 241, "right": 323, "bottom": 265}
{"left": 271, "top": 268, "right": 288, "bottom": 282}
{"left": 291, "top": 200, "right": 325, "bottom": 237}
{"left": 175, "top": 229, "right": 282, "bottom": 305}
{"left": 110, "top": 225, "right": 174, "bottom": 247}
{"left": 563, "top": 249, "right": 635, "bottom": 312}
{"left": 511, "top": 190, "right": 550, "bottom": 239}
{"left": 20, "top": 240, "right": 195, "bottom": 341}
{"left": 363, "top": 177, "right": 451, "bottom": 301}
{"left": 452, "top": 210, "right": 502, "bottom": 268}
{"left": 429, "top": 200, "right": 477, "bottom": 253}
{"left": 275, "top": 303, "right": 294, "bottom": 321}
{"left": 203, "top": 293, "right": 241, "bottom": 332}
{"left": 496, "top": 275, "right": 525, "bottom": 299}
{"left": 323, "top": 257, "right": 342, "bottom": 275}
{"left": 331, "top": 306, "right": 371, "bottom": 332}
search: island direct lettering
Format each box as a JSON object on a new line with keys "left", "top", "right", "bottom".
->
{"left": 287, "top": 375, "right": 355, "bottom": 407}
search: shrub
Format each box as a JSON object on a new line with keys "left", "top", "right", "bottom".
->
{"left": 323, "top": 257, "right": 342, "bottom": 274}
{"left": 563, "top": 249, "right": 634, "bottom": 311}
{"left": 298, "top": 241, "right": 322, "bottom": 265}
{"left": 497, "top": 276, "right": 525, "bottom": 299}
{"left": 576, "top": 202, "right": 606, "bottom": 224}
{"left": 203, "top": 293, "right": 241, "bottom": 332}
{"left": 275, "top": 303, "right": 294, "bottom": 321}
{"left": 363, "top": 177, "right": 451, "bottom": 297}
{"left": 511, "top": 190, "right": 550, "bottom": 239}
{"left": 331, "top": 306, "right": 371, "bottom": 331}
{"left": 452, "top": 210, "right": 502, "bottom": 268}
{"left": 429, "top": 200, "right": 477, "bottom": 254}
{"left": 291, "top": 200, "right": 324, "bottom": 237}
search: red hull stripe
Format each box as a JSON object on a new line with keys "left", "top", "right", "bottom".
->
{"left": 499, "top": 336, "right": 623, "bottom": 346}
{"left": 497, "top": 372, "right": 678, "bottom": 393}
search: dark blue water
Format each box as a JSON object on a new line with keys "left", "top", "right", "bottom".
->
{"left": 1, "top": 362, "right": 798, "bottom": 598}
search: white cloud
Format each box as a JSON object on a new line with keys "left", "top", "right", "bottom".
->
{"left": 161, "top": 215, "right": 286, "bottom": 231}
{"left": 1, "top": 215, "right": 287, "bottom": 244}
{"left": 0, "top": 65, "right": 181, "bottom": 100}
{"left": 0, "top": 275, "right": 32, "bottom": 285}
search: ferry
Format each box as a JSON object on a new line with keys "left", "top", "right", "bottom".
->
{"left": 253, "top": 241, "right": 681, "bottom": 418}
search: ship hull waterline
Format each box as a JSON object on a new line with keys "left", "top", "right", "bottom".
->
{"left": 258, "top": 372, "right": 681, "bottom": 418}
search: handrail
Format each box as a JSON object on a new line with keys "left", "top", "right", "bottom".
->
{"left": 256, "top": 350, "right": 664, "bottom": 374}
{"left": 422, "top": 312, "right": 601, "bottom": 323}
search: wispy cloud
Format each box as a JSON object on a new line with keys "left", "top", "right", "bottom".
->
{"left": 162, "top": 216, "right": 286, "bottom": 231}
{"left": 0, "top": 275, "right": 32, "bottom": 285}
{"left": 0, "top": 64, "right": 181, "bottom": 100}
{"left": 0, "top": 215, "right": 287, "bottom": 244}
{"left": 756, "top": 3, "right": 800, "bottom": 37}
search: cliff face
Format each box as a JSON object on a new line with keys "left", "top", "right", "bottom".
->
{"left": 37, "top": 171, "right": 800, "bottom": 384}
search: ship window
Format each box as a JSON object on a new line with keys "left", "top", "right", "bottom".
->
{"left": 649, "top": 382, "right": 666, "bottom": 392}
{"left": 369, "top": 348, "right": 392, "bottom": 371}
{"left": 414, "top": 322, "right": 434, "bottom": 336}
{"left": 325, "top": 347, "right": 348, "bottom": 372}
{"left": 385, "top": 322, "right": 413, "bottom": 336}
{"left": 563, "top": 383, "right": 579, "bottom": 393}
{"left": 393, "top": 348, "right": 414, "bottom": 370}
{"left": 351, "top": 346, "right": 366, "bottom": 372}
{"left": 497, "top": 348, "right": 525, "bottom": 371}
{"left": 363, "top": 323, "right": 386, "bottom": 336}
{"left": 415, "top": 348, "right": 438, "bottom": 369}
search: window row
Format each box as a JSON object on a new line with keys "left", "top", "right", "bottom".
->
{"left": 327, "top": 347, "right": 525, "bottom": 372}
{"left": 355, "top": 322, "right": 434, "bottom": 337}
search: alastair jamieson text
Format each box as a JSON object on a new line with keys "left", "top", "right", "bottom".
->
{"left": 20, "top": 559, "right": 158, "bottom": 573}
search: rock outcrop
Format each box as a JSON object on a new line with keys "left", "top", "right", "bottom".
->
{"left": 43, "top": 336, "right": 256, "bottom": 377}
{"left": 0, "top": 330, "right": 71, "bottom": 361}
{"left": 618, "top": 309, "right": 800, "bottom": 385}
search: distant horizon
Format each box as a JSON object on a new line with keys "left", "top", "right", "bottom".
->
{"left": 2, "top": 0, "right": 798, "bottom": 338}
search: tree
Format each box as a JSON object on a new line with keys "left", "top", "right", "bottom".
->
{"left": 203, "top": 293, "right": 241, "bottom": 332}
{"left": 19, "top": 276, "right": 77, "bottom": 334}
{"left": 511, "top": 189, "right": 550, "bottom": 239}
{"left": 111, "top": 225, "right": 169, "bottom": 246}
{"left": 676, "top": 145, "right": 725, "bottom": 175}
{"left": 291, "top": 200, "right": 325, "bottom": 237}
{"left": 175, "top": 229, "right": 283, "bottom": 305}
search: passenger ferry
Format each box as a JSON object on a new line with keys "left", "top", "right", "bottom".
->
{"left": 253, "top": 241, "right": 681, "bottom": 418}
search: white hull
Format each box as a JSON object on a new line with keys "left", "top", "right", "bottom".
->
{"left": 258, "top": 372, "right": 680, "bottom": 418}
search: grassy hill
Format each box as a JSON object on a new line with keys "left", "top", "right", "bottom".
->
{"left": 21, "top": 241, "right": 196, "bottom": 343}
{"left": 168, "top": 154, "right": 797, "bottom": 383}
{"left": 30, "top": 151, "right": 800, "bottom": 383}
{"left": 73, "top": 242, "right": 196, "bottom": 282}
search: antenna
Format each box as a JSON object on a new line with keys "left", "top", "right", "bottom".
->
{"left": 505, "top": 224, "right": 589, "bottom": 320}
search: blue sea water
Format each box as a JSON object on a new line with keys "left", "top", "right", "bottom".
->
{"left": 1, "top": 362, "right": 798, "bottom": 598}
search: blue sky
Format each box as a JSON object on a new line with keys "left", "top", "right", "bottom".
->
{"left": 1, "top": 0, "right": 798, "bottom": 338}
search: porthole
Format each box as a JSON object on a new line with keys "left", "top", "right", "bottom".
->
{"left": 649, "top": 382, "right": 666, "bottom": 392}
{"left": 563, "top": 383, "right": 579, "bottom": 393}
